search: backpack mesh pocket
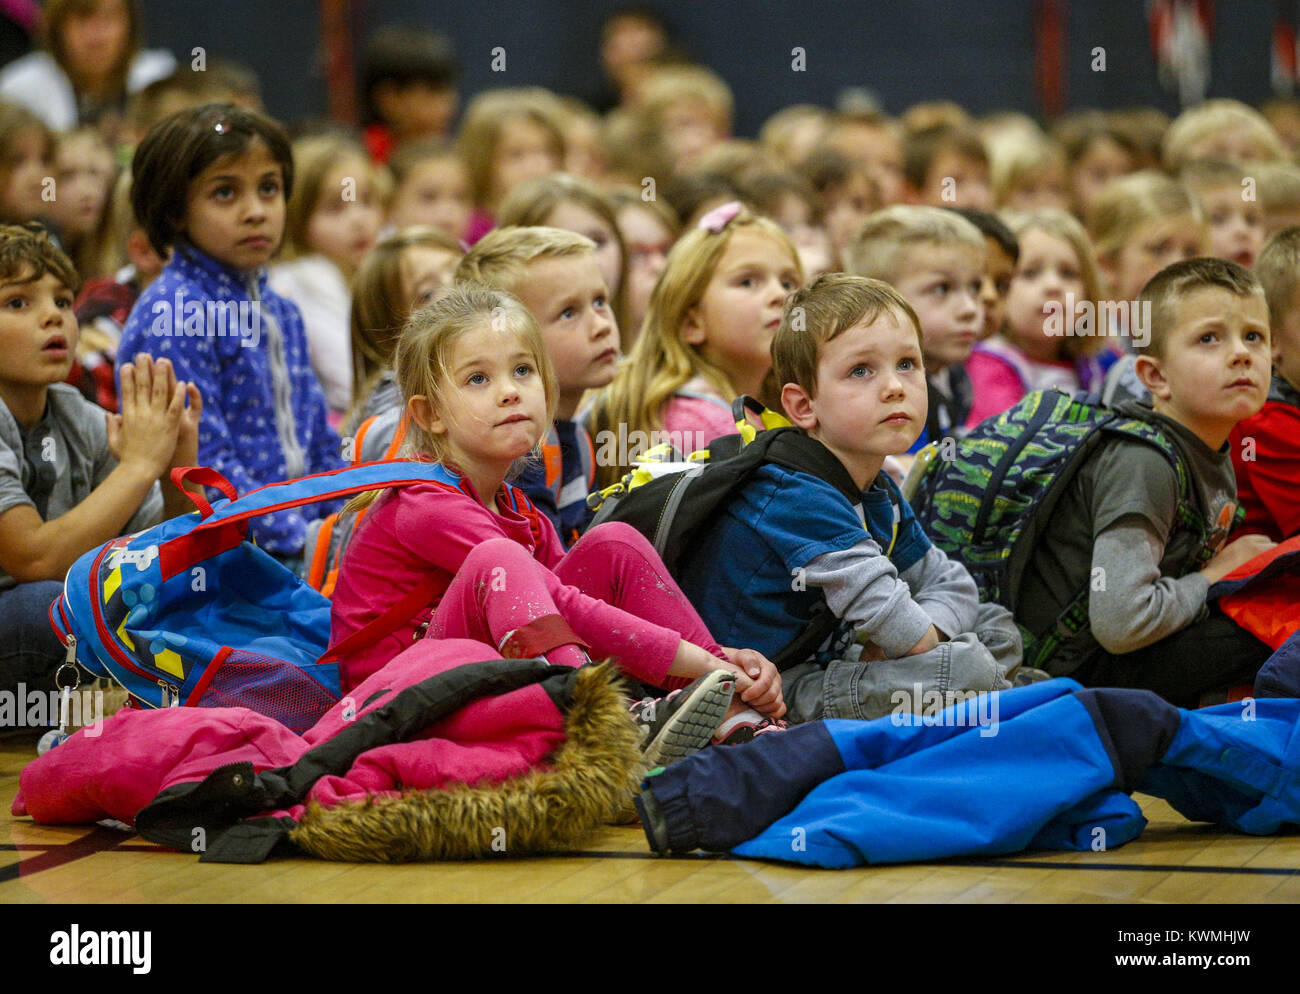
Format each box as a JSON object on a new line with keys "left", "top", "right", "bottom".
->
{"left": 195, "top": 648, "right": 338, "bottom": 733}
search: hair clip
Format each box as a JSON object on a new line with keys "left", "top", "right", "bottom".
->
{"left": 697, "top": 201, "right": 742, "bottom": 233}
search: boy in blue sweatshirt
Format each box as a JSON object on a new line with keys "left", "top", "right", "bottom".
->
{"left": 678, "top": 274, "right": 1021, "bottom": 724}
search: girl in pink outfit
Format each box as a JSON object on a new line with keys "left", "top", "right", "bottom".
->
{"left": 587, "top": 203, "right": 802, "bottom": 489}
{"left": 966, "top": 210, "right": 1116, "bottom": 428}
{"left": 326, "top": 282, "right": 784, "bottom": 728}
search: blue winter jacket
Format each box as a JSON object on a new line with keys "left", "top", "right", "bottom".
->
{"left": 118, "top": 242, "right": 345, "bottom": 554}
{"left": 635, "top": 678, "right": 1300, "bottom": 868}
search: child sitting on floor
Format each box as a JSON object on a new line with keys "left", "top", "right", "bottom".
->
{"left": 675, "top": 274, "right": 1022, "bottom": 723}
{"left": 1018, "top": 258, "right": 1278, "bottom": 706}
{"left": 325, "top": 283, "right": 785, "bottom": 759}
{"left": 347, "top": 225, "right": 464, "bottom": 433}
{"left": 117, "top": 104, "right": 345, "bottom": 565}
{"left": 1089, "top": 172, "right": 1207, "bottom": 405}
{"left": 1180, "top": 159, "right": 1267, "bottom": 271}
{"left": 1230, "top": 227, "right": 1300, "bottom": 541}
{"left": 270, "top": 134, "right": 385, "bottom": 422}
{"left": 455, "top": 225, "right": 619, "bottom": 546}
{"left": 965, "top": 210, "right": 1114, "bottom": 427}
{"left": 586, "top": 203, "right": 801, "bottom": 487}
{"left": 845, "top": 205, "right": 985, "bottom": 447}
{"left": 0, "top": 223, "right": 200, "bottom": 700}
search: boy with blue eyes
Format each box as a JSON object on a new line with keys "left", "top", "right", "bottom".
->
{"left": 455, "top": 226, "right": 619, "bottom": 546}
{"left": 1020, "top": 258, "right": 1278, "bottom": 706}
{"left": 677, "top": 274, "right": 1018, "bottom": 724}
{"left": 844, "top": 205, "right": 986, "bottom": 448}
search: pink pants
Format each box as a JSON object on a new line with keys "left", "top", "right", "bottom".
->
{"left": 428, "top": 522, "right": 726, "bottom": 689}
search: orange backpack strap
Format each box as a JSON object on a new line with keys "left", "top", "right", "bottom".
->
{"left": 306, "top": 513, "right": 338, "bottom": 590}
{"left": 542, "top": 424, "right": 562, "bottom": 497}
{"left": 352, "top": 415, "right": 378, "bottom": 466}
{"left": 385, "top": 413, "right": 408, "bottom": 458}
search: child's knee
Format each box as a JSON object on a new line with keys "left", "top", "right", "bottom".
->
{"left": 460, "top": 537, "right": 535, "bottom": 580}
{"left": 575, "top": 521, "right": 655, "bottom": 560}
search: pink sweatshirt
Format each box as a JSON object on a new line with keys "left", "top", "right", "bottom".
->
{"left": 659, "top": 378, "right": 737, "bottom": 455}
{"left": 327, "top": 468, "right": 692, "bottom": 693}
{"left": 327, "top": 474, "right": 566, "bottom": 690}
{"left": 965, "top": 337, "right": 1082, "bottom": 429}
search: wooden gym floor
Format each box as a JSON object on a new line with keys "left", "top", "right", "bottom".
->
{"left": 3, "top": 738, "right": 1300, "bottom": 904}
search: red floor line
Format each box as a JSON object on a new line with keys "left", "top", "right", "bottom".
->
{"left": 0, "top": 827, "right": 132, "bottom": 884}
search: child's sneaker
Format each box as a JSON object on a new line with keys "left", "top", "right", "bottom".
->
{"left": 713, "top": 708, "right": 788, "bottom": 745}
{"left": 630, "top": 670, "right": 736, "bottom": 769}
{"left": 1012, "top": 666, "right": 1053, "bottom": 687}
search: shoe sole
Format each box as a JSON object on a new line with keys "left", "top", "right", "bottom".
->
{"left": 640, "top": 670, "right": 736, "bottom": 770}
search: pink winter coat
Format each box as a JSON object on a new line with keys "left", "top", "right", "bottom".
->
{"left": 13, "top": 638, "right": 639, "bottom": 862}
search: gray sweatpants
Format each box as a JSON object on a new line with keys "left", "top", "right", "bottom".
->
{"left": 783, "top": 601, "right": 1024, "bottom": 723}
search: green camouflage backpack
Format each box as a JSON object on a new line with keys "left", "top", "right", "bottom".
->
{"left": 909, "top": 390, "right": 1228, "bottom": 670}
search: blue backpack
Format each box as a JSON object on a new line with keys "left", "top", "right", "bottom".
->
{"left": 48, "top": 461, "right": 449, "bottom": 733}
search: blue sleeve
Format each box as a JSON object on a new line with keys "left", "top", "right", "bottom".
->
{"left": 118, "top": 288, "right": 264, "bottom": 504}
{"left": 748, "top": 467, "right": 872, "bottom": 571}
{"left": 119, "top": 285, "right": 321, "bottom": 555}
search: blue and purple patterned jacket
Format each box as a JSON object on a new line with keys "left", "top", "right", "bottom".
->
{"left": 118, "top": 242, "right": 344, "bottom": 555}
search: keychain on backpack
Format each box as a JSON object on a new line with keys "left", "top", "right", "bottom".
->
{"left": 38, "top": 636, "right": 80, "bottom": 755}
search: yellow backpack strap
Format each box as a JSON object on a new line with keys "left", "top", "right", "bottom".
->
{"left": 901, "top": 442, "right": 940, "bottom": 504}
{"left": 732, "top": 395, "right": 792, "bottom": 445}
{"left": 586, "top": 466, "right": 658, "bottom": 512}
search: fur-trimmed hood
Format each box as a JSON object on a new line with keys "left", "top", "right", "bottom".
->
{"left": 292, "top": 662, "right": 643, "bottom": 862}
{"left": 26, "top": 644, "right": 645, "bottom": 865}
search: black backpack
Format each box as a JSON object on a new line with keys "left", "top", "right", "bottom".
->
{"left": 586, "top": 398, "right": 876, "bottom": 670}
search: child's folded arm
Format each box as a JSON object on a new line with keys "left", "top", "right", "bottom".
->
{"left": 1088, "top": 514, "right": 1211, "bottom": 655}
{"left": 802, "top": 537, "right": 936, "bottom": 659}
{"left": 0, "top": 468, "right": 157, "bottom": 583}
{"left": 898, "top": 544, "right": 980, "bottom": 639}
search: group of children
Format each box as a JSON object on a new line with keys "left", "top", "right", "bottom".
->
{"left": 3, "top": 11, "right": 1300, "bottom": 774}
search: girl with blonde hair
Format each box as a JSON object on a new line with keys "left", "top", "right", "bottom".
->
{"left": 325, "top": 282, "right": 784, "bottom": 757}
{"left": 587, "top": 203, "right": 801, "bottom": 486}
{"left": 966, "top": 210, "right": 1115, "bottom": 427}
{"left": 347, "top": 225, "right": 464, "bottom": 428}
{"left": 270, "top": 133, "right": 386, "bottom": 419}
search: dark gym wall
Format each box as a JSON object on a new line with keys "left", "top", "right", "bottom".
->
{"left": 140, "top": 1, "right": 1281, "bottom": 133}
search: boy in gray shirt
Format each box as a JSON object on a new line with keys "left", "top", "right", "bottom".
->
{"left": 0, "top": 225, "right": 200, "bottom": 706}
{"left": 1022, "top": 258, "right": 1278, "bottom": 706}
